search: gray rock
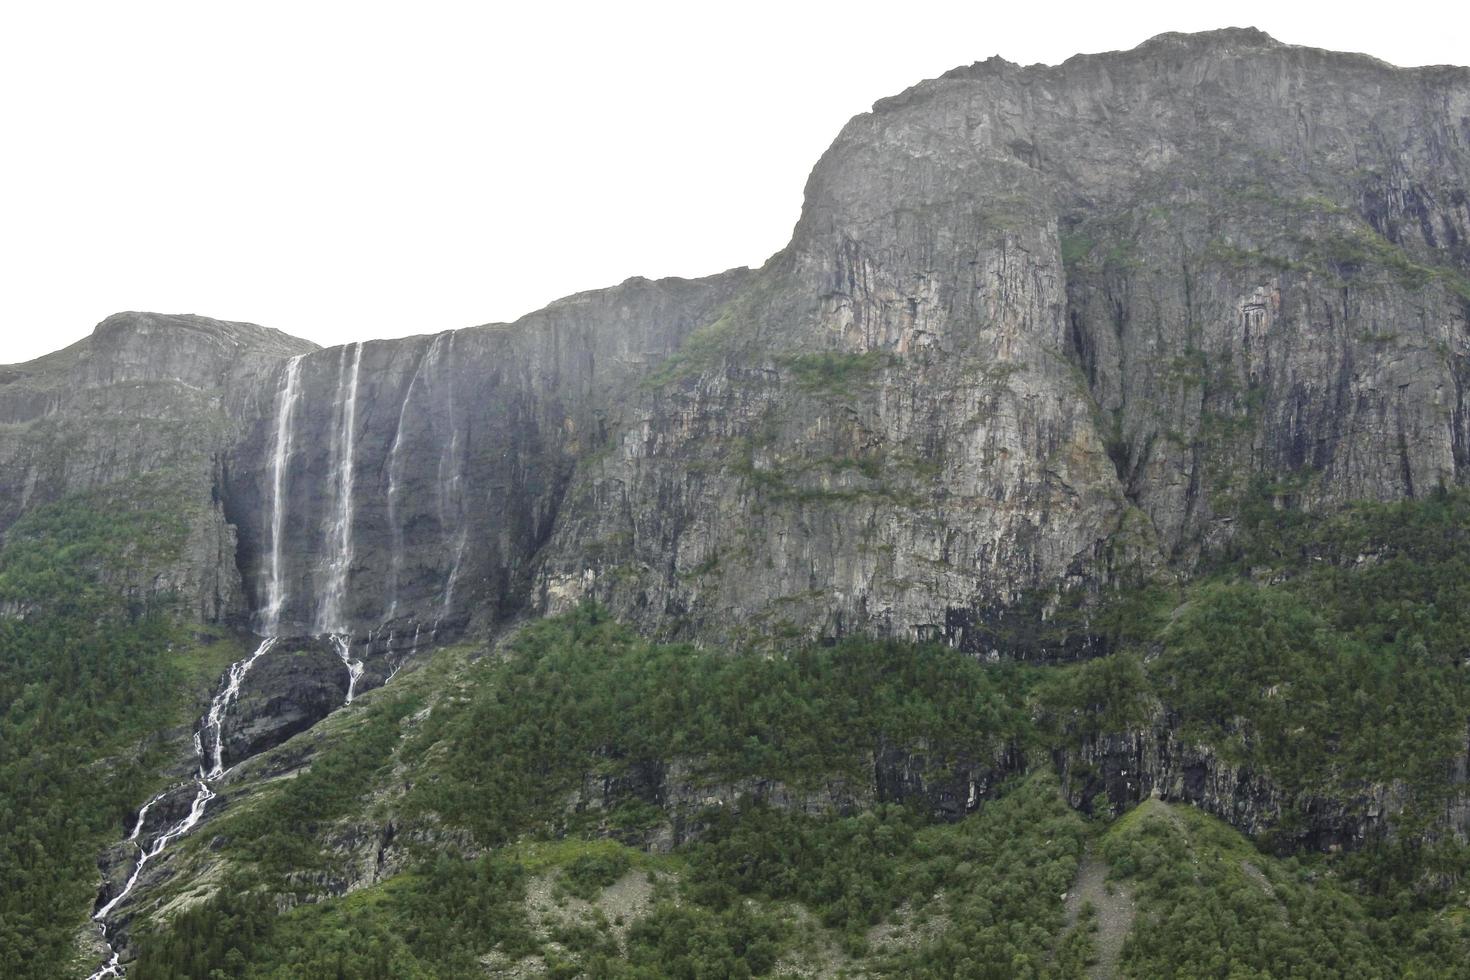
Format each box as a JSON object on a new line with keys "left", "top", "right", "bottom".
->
{"left": 539, "top": 28, "right": 1470, "bottom": 647}
{"left": 15, "top": 36, "right": 1470, "bottom": 946}
{"left": 14, "top": 32, "right": 1468, "bottom": 651}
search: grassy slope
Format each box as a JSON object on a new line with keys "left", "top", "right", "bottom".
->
{"left": 11, "top": 481, "right": 1470, "bottom": 976}
{"left": 0, "top": 474, "right": 246, "bottom": 979}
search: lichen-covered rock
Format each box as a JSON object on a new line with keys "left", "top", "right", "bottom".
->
{"left": 11, "top": 32, "right": 1468, "bottom": 653}
{"left": 538, "top": 28, "right": 1470, "bottom": 647}
{"left": 0, "top": 312, "right": 315, "bottom": 623}
{"left": 218, "top": 271, "right": 750, "bottom": 638}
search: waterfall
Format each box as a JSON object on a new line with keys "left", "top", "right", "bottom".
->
{"left": 87, "top": 718, "right": 225, "bottom": 977}
{"left": 434, "top": 333, "right": 467, "bottom": 615}
{"left": 384, "top": 344, "right": 427, "bottom": 621}
{"left": 93, "top": 776, "right": 215, "bottom": 923}
{"left": 86, "top": 355, "right": 311, "bottom": 978}
{"left": 204, "top": 637, "right": 277, "bottom": 777}
{"left": 86, "top": 339, "right": 428, "bottom": 975}
{"left": 318, "top": 342, "right": 362, "bottom": 635}
{"left": 385, "top": 331, "right": 466, "bottom": 624}
{"left": 332, "top": 634, "right": 364, "bottom": 703}
{"left": 86, "top": 948, "right": 121, "bottom": 980}
{"left": 263, "top": 355, "right": 304, "bottom": 634}
{"left": 87, "top": 615, "right": 279, "bottom": 974}
{"left": 126, "top": 792, "right": 166, "bottom": 841}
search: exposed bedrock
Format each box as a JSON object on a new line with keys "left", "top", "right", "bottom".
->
{"left": 539, "top": 28, "right": 1470, "bottom": 645}
{"left": 6, "top": 34, "right": 1467, "bottom": 652}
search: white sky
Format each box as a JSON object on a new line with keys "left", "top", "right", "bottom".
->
{"left": 2, "top": 1, "right": 1467, "bottom": 364}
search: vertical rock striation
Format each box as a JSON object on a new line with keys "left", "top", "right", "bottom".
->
{"left": 217, "top": 270, "right": 751, "bottom": 644}
{"left": 539, "top": 28, "right": 1470, "bottom": 646}
{"left": 3, "top": 29, "right": 1468, "bottom": 657}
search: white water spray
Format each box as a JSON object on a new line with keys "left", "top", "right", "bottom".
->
{"left": 204, "top": 637, "right": 277, "bottom": 777}
{"left": 319, "top": 343, "right": 362, "bottom": 634}
{"left": 384, "top": 342, "right": 430, "bottom": 620}
{"left": 331, "top": 634, "right": 365, "bottom": 703}
{"left": 126, "top": 792, "right": 165, "bottom": 842}
{"left": 87, "top": 950, "right": 121, "bottom": 980}
{"left": 434, "top": 334, "right": 467, "bottom": 615}
{"left": 88, "top": 762, "right": 221, "bottom": 977}
{"left": 87, "top": 355, "right": 308, "bottom": 977}
{"left": 385, "top": 333, "right": 467, "bottom": 624}
{"left": 263, "top": 355, "right": 303, "bottom": 633}
{"left": 93, "top": 778, "right": 215, "bottom": 923}
{"left": 89, "top": 582, "right": 283, "bottom": 968}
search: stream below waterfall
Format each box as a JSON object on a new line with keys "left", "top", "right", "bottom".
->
{"left": 85, "top": 340, "right": 449, "bottom": 976}
{"left": 84, "top": 629, "right": 376, "bottom": 978}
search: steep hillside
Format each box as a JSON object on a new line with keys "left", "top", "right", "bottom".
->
{"left": 542, "top": 27, "right": 1470, "bottom": 646}
{"left": 2, "top": 27, "right": 1470, "bottom": 980}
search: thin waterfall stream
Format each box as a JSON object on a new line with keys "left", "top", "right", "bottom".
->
{"left": 85, "top": 339, "right": 440, "bottom": 976}
{"left": 332, "top": 634, "right": 365, "bottom": 703}
{"left": 85, "top": 355, "right": 311, "bottom": 978}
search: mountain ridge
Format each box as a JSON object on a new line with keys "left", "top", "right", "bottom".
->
{"left": 6, "top": 26, "right": 1470, "bottom": 648}
{"left": 3, "top": 28, "right": 1470, "bottom": 978}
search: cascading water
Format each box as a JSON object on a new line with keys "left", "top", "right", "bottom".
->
{"left": 332, "top": 634, "right": 365, "bottom": 703}
{"left": 93, "top": 775, "right": 216, "bottom": 922}
{"left": 384, "top": 332, "right": 467, "bottom": 627}
{"left": 262, "top": 355, "right": 303, "bottom": 633}
{"left": 318, "top": 342, "right": 362, "bottom": 636}
{"left": 86, "top": 336, "right": 450, "bottom": 974}
{"left": 434, "top": 334, "right": 467, "bottom": 615}
{"left": 86, "top": 356, "right": 307, "bottom": 978}
{"left": 126, "top": 792, "right": 166, "bottom": 842}
{"left": 204, "top": 637, "right": 277, "bottom": 776}
{"left": 384, "top": 345, "right": 426, "bottom": 622}
{"left": 316, "top": 343, "right": 367, "bottom": 703}
{"left": 86, "top": 705, "right": 232, "bottom": 977}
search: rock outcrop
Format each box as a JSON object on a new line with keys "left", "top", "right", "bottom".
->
{"left": 6, "top": 36, "right": 1470, "bottom": 928}
{"left": 0, "top": 312, "right": 315, "bottom": 622}
{"left": 9, "top": 31, "right": 1467, "bottom": 654}
{"left": 1054, "top": 725, "right": 1422, "bottom": 852}
{"left": 541, "top": 27, "right": 1470, "bottom": 645}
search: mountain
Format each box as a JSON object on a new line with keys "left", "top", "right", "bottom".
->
{"left": 3, "top": 28, "right": 1470, "bottom": 979}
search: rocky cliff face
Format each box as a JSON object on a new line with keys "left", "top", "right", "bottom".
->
{"left": 1053, "top": 722, "right": 1454, "bottom": 853}
{"left": 217, "top": 270, "right": 749, "bottom": 642}
{"left": 541, "top": 27, "right": 1470, "bottom": 645}
{"left": 7, "top": 37, "right": 1470, "bottom": 932}
{"left": 9, "top": 31, "right": 1466, "bottom": 657}
{"left": 0, "top": 313, "right": 315, "bottom": 622}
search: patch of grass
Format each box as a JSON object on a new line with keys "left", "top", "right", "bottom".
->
{"left": 642, "top": 313, "right": 741, "bottom": 389}
{"left": 776, "top": 350, "right": 893, "bottom": 394}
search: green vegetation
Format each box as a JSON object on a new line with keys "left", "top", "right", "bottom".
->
{"left": 1185, "top": 487, "right": 1470, "bottom": 815}
{"left": 0, "top": 476, "right": 218, "bottom": 979}
{"left": 1200, "top": 221, "right": 1470, "bottom": 304}
{"left": 641, "top": 313, "right": 740, "bottom": 389}
{"left": 405, "top": 606, "right": 1036, "bottom": 845}
{"left": 11, "top": 464, "right": 1470, "bottom": 977}
{"left": 1058, "top": 230, "right": 1094, "bottom": 266}
{"left": 677, "top": 772, "right": 1090, "bottom": 976}
{"left": 1305, "top": 229, "right": 1470, "bottom": 301}
{"left": 131, "top": 856, "right": 535, "bottom": 980}
{"left": 132, "top": 773, "right": 1091, "bottom": 980}
{"left": 1000, "top": 486, "right": 1470, "bottom": 837}
{"left": 1203, "top": 239, "right": 1307, "bottom": 274}
{"left": 1104, "top": 800, "right": 1468, "bottom": 977}
{"left": 776, "top": 349, "right": 893, "bottom": 394}
{"left": 214, "top": 692, "right": 422, "bottom": 881}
